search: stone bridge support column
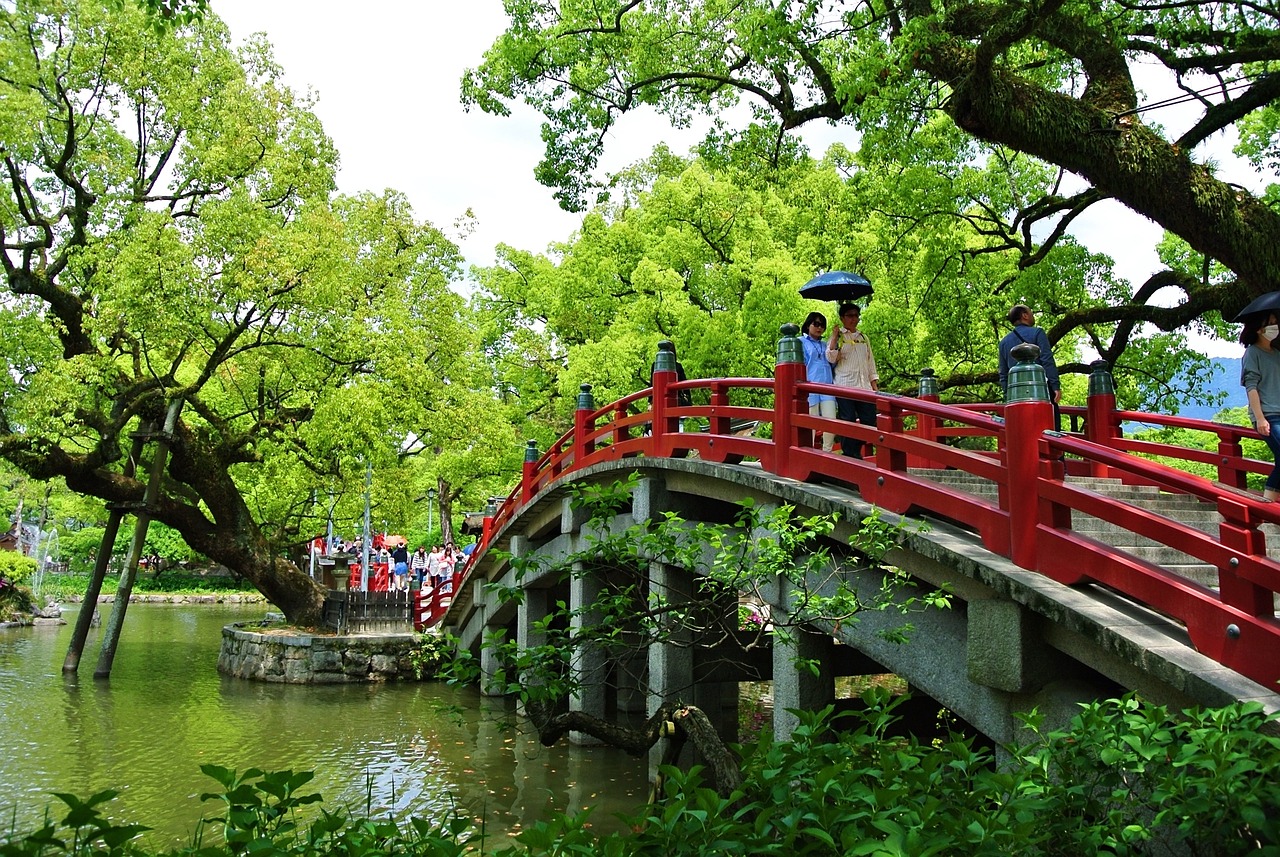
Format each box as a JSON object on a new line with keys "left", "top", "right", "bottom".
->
{"left": 569, "top": 560, "right": 608, "bottom": 744}
{"left": 480, "top": 533, "right": 531, "bottom": 697}
{"left": 517, "top": 585, "right": 549, "bottom": 710}
{"left": 647, "top": 559, "right": 694, "bottom": 772}
{"left": 772, "top": 625, "right": 835, "bottom": 741}
{"left": 750, "top": 502, "right": 836, "bottom": 739}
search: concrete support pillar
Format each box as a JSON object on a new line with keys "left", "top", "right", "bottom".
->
{"left": 633, "top": 474, "right": 671, "bottom": 524}
{"left": 772, "top": 626, "right": 835, "bottom": 741}
{"left": 478, "top": 603, "right": 503, "bottom": 697}
{"left": 647, "top": 559, "right": 694, "bottom": 772}
{"left": 562, "top": 495, "right": 590, "bottom": 535}
{"left": 615, "top": 625, "right": 648, "bottom": 714}
{"left": 966, "top": 598, "right": 1048, "bottom": 693}
{"left": 569, "top": 560, "right": 607, "bottom": 744}
{"left": 518, "top": 585, "right": 550, "bottom": 709}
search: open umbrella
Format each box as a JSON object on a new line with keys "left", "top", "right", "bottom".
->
{"left": 800, "top": 270, "right": 873, "bottom": 302}
{"left": 1234, "top": 291, "right": 1280, "bottom": 322}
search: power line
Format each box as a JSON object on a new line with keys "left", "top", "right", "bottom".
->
{"left": 1113, "top": 77, "right": 1258, "bottom": 120}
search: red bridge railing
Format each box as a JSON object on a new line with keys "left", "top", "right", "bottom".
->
{"left": 458, "top": 331, "right": 1280, "bottom": 691}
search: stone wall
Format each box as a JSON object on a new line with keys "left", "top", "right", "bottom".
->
{"left": 218, "top": 621, "right": 423, "bottom": 684}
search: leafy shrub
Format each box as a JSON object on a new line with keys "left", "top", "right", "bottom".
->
{"left": 3, "top": 695, "right": 1277, "bottom": 856}
{"left": 0, "top": 551, "right": 38, "bottom": 587}
{"left": 406, "top": 631, "right": 457, "bottom": 679}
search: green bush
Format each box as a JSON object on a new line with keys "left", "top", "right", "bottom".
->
{"left": 406, "top": 631, "right": 457, "bottom": 680}
{"left": 0, "top": 551, "right": 38, "bottom": 587}
{"left": 3, "top": 694, "right": 1277, "bottom": 856}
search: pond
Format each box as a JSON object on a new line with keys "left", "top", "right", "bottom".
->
{"left": 0, "top": 603, "right": 648, "bottom": 847}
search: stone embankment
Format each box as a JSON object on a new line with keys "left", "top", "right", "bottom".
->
{"left": 64, "top": 593, "right": 267, "bottom": 604}
{"left": 219, "top": 620, "right": 422, "bottom": 684}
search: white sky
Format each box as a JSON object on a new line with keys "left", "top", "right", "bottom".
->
{"left": 214, "top": 1, "right": 710, "bottom": 272}
{"left": 213, "top": 2, "right": 1263, "bottom": 355}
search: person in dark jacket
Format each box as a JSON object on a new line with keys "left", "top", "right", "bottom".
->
{"left": 998, "top": 304, "right": 1060, "bottom": 430}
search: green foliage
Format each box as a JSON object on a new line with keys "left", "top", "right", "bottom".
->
{"left": 3, "top": 696, "right": 1277, "bottom": 855}
{"left": 0, "top": 552, "right": 39, "bottom": 588}
{"left": 32, "top": 571, "right": 258, "bottom": 604}
{"left": 500, "top": 694, "right": 1280, "bottom": 856}
{"left": 406, "top": 632, "right": 458, "bottom": 680}
{"left": 472, "top": 148, "right": 1223, "bottom": 434}
{"left": 0, "top": 1, "right": 508, "bottom": 623}
{"left": 466, "top": 0, "right": 1278, "bottom": 406}
{"left": 457, "top": 477, "right": 945, "bottom": 714}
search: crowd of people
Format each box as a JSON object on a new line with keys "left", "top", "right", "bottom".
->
{"left": 799, "top": 300, "right": 1061, "bottom": 459}
{"left": 319, "top": 534, "right": 470, "bottom": 593}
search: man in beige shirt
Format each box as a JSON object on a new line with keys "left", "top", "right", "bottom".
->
{"left": 827, "top": 303, "right": 879, "bottom": 458}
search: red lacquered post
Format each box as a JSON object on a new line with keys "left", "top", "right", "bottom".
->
{"left": 1085, "top": 360, "right": 1119, "bottom": 479}
{"left": 520, "top": 439, "right": 539, "bottom": 504}
{"left": 773, "top": 323, "right": 806, "bottom": 479}
{"left": 907, "top": 368, "right": 940, "bottom": 469}
{"left": 572, "top": 383, "right": 595, "bottom": 468}
{"left": 1004, "top": 343, "right": 1055, "bottom": 569}
{"left": 652, "top": 340, "right": 677, "bottom": 457}
{"left": 481, "top": 497, "right": 497, "bottom": 548}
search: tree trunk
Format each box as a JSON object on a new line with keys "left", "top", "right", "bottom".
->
{"left": 439, "top": 478, "right": 455, "bottom": 546}
{"left": 534, "top": 701, "right": 744, "bottom": 801}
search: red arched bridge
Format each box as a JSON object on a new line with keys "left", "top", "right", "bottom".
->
{"left": 442, "top": 329, "right": 1280, "bottom": 740}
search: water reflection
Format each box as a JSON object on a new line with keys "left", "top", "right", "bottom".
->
{"left": 0, "top": 605, "right": 647, "bottom": 846}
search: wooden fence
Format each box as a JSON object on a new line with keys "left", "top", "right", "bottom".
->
{"left": 322, "top": 590, "right": 413, "bottom": 635}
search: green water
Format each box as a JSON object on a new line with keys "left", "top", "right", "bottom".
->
{"left": 0, "top": 604, "right": 647, "bottom": 846}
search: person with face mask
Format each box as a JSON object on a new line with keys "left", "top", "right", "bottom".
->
{"left": 1241, "top": 312, "right": 1280, "bottom": 501}
{"left": 998, "top": 304, "right": 1061, "bottom": 430}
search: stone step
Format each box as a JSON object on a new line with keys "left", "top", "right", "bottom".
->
{"left": 907, "top": 467, "right": 1254, "bottom": 581}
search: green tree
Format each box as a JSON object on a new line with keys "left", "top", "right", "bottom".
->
{"left": 464, "top": 0, "right": 1280, "bottom": 373}
{"left": 475, "top": 150, "right": 1215, "bottom": 411}
{"left": 0, "top": 2, "right": 467, "bottom": 624}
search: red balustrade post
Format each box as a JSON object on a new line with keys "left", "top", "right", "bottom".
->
{"left": 1217, "top": 431, "right": 1248, "bottom": 490}
{"left": 481, "top": 497, "right": 497, "bottom": 548}
{"left": 651, "top": 340, "right": 677, "bottom": 457}
{"left": 613, "top": 402, "right": 630, "bottom": 446}
{"left": 520, "top": 439, "right": 539, "bottom": 504}
{"left": 709, "top": 381, "right": 730, "bottom": 437}
{"left": 1085, "top": 360, "right": 1120, "bottom": 478}
{"left": 907, "top": 368, "right": 940, "bottom": 469}
{"left": 572, "top": 383, "right": 595, "bottom": 470}
{"left": 875, "top": 397, "right": 908, "bottom": 473}
{"left": 1005, "top": 343, "right": 1055, "bottom": 569}
{"left": 773, "top": 323, "right": 806, "bottom": 479}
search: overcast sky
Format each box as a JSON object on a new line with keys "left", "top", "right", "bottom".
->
{"left": 214, "top": 1, "right": 709, "bottom": 271}
{"left": 213, "top": 2, "right": 1260, "bottom": 354}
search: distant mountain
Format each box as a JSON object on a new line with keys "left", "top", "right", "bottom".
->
{"left": 1176, "top": 356, "right": 1241, "bottom": 422}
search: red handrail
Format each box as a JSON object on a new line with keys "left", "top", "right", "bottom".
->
{"left": 449, "top": 357, "right": 1280, "bottom": 689}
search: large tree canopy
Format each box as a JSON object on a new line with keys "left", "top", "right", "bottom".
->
{"left": 474, "top": 146, "right": 1223, "bottom": 412}
{"left": 0, "top": 1, "right": 469, "bottom": 624}
{"left": 464, "top": 0, "right": 1280, "bottom": 368}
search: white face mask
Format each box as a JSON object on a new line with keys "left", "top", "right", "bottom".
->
{"left": 1263, "top": 325, "right": 1279, "bottom": 342}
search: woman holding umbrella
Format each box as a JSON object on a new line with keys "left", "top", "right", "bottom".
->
{"left": 1242, "top": 309, "right": 1280, "bottom": 501}
{"left": 827, "top": 303, "right": 879, "bottom": 459}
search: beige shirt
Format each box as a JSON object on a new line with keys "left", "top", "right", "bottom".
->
{"left": 827, "top": 330, "right": 878, "bottom": 391}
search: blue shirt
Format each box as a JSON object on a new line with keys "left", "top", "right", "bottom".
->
{"left": 801, "top": 333, "right": 835, "bottom": 405}
{"left": 998, "top": 323, "right": 1059, "bottom": 395}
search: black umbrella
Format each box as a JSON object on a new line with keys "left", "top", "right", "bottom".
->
{"left": 799, "top": 270, "right": 873, "bottom": 302}
{"left": 1234, "top": 291, "right": 1280, "bottom": 322}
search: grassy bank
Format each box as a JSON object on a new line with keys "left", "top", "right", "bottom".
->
{"left": 33, "top": 571, "right": 264, "bottom": 604}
